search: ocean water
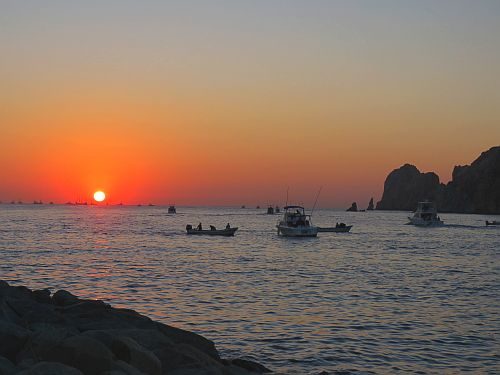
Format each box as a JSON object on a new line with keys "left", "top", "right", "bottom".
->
{"left": 0, "top": 205, "right": 499, "bottom": 374}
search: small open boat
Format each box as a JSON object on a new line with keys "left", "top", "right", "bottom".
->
{"left": 186, "top": 225, "right": 238, "bottom": 236}
{"left": 486, "top": 220, "right": 499, "bottom": 226}
{"left": 318, "top": 224, "right": 352, "bottom": 233}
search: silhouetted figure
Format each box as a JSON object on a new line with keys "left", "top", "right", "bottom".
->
{"left": 226, "top": 223, "right": 231, "bottom": 229}
{"left": 210, "top": 225, "right": 216, "bottom": 231}
{"left": 197, "top": 223, "right": 202, "bottom": 230}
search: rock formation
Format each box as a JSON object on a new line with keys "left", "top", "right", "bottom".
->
{"left": 366, "top": 198, "right": 374, "bottom": 211}
{"left": 346, "top": 202, "right": 358, "bottom": 212}
{"left": 0, "top": 280, "right": 270, "bottom": 375}
{"left": 376, "top": 146, "right": 500, "bottom": 214}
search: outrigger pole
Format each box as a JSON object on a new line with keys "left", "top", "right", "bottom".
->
{"left": 311, "top": 186, "right": 322, "bottom": 216}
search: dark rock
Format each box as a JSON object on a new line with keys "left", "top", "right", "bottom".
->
{"left": 16, "top": 361, "right": 83, "bottom": 375}
{"left": 153, "top": 343, "right": 223, "bottom": 373}
{"left": 0, "top": 281, "right": 270, "bottom": 374}
{"left": 0, "top": 281, "right": 9, "bottom": 289}
{"left": 376, "top": 146, "right": 500, "bottom": 214}
{"left": 112, "top": 360, "right": 146, "bottom": 375}
{"left": 346, "top": 202, "right": 358, "bottom": 212}
{"left": 44, "top": 335, "right": 114, "bottom": 375}
{"left": 111, "top": 336, "right": 161, "bottom": 375}
{"left": 231, "top": 358, "right": 272, "bottom": 373}
{"left": 32, "top": 289, "right": 52, "bottom": 304}
{"left": 366, "top": 198, "right": 374, "bottom": 211}
{"left": 155, "top": 322, "right": 220, "bottom": 360}
{"left": 52, "top": 290, "right": 79, "bottom": 307}
{"left": 0, "top": 355, "right": 16, "bottom": 374}
{"left": 376, "top": 164, "right": 441, "bottom": 211}
{"left": 0, "top": 321, "right": 31, "bottom": 361}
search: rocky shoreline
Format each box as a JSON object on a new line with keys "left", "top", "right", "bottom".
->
{"left": 0, "top": 280, "right": 271, "bottom": 375}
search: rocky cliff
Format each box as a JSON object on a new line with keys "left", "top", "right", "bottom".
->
{"left": 376, "top": 146, "right": 500, "bottom": 214}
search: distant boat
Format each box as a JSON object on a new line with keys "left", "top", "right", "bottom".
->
{"left": 148, "top": 203, "right": 154, "bottom": 206}
{"left": 275, "top": 206, "right": 280, "bottom": 213}
{"left": 256, "top": 205, "right": 260, "bottom": 209}
{"left": 185, "top": 224, "right": 238, "bottom": 236}
{"left": 408, "top": 201, "right": 443, "bottom": 226}
{"left": 277, "top": 206, "right": 318, "bottom": 237}
{"left": 486, "top": 220, "right": 499, "bottom": 226}
{"left": 267, "top": 206, "right": 274, "bottom": 215}
{"left": 168, "top": 205, "right": 176, "bottom": 214}
{"left": 241, "top": 205, "right": 246, "bottom": 209}
{"left": 318, "top": 223, "right": 353, "bottom": 233}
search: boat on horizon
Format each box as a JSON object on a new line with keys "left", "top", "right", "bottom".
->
{"left": 277, "top": 205, "right": 318, "bottom": 237}
{"left": 408, "top": 201, "right": 443, "bottom": 226}
{"left": 485, "top": 220, "right": 499, "bottom": 226}
{"left": 267, "top": 206, "right": 275, "bottom": 215}
{"left": 185, "top": 224, "right": 238, "bottom": 236}
{"left": 168, "top": 205, "right": 176, "bottom": 214}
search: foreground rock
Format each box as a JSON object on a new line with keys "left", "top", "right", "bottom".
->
{"left": 0, "top": 280, "right": 271, "bottom": 375}
{"left": 376, "top": 146, "right": 500, "bottom": 214}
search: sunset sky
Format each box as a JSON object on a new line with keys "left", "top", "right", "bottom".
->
{"left": 1, "top": 1, "right": 499, "bottom": 207}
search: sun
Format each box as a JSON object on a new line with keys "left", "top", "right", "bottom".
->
{"left": 93, "top": 191, "right": 106, "bottom": 202}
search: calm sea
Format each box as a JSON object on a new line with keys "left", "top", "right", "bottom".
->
{"left": 0, "top": 205, "right": 499, "bottom": 374}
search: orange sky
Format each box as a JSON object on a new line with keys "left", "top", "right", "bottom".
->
{"left": 1, "top": 2, "right": 499, "bottom": 207}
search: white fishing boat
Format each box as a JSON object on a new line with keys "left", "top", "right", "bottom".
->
{"left": 277, "top": 206, "right": 318, "bottom": 237}
{"left": 485, "top": 220, "right": 499, "bottom": 226}
{"left": 408, "top": 201, "right": 443, "bottom": 226}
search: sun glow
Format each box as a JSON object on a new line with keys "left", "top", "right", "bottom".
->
{"left": 93, "top": 191, "right": 106, "bottom": 202}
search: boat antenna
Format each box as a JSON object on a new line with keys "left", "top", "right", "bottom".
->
{"left": 311, "top": 186, "right": 322, "bottom": 216}
{"left": 285, "top": 187, "right": 289, "bottom": 207}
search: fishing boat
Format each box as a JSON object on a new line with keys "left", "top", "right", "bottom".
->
{"left": 486, "top": 220, "right": 499, "bottom": 226}
{"left": 277, "top": 206, "right": 318, "bottom": 237}
{"left": 267, "top": 206, "right": 275, "bottom": 214}
{"left": 317, "top": 223, "right": 353, "bottom": 233}
{"left": 185, "top": 224, "right": 238, "bottom": 236}
{"left": 168, "top": 205, "right": 176, "bottom": 214}
{"left": 408, "top": 201, "right": 444, "bottom": 226}
{"left": 275, "top": 206, "right": 280, "bottom": 213}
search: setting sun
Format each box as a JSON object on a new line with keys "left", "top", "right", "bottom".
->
{"left": 93, "top": 191, "right": 106, "bottom": 202}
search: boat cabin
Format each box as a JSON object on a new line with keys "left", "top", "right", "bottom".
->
{"left": 282, "top": 205, "right": 312, "bottom": 227}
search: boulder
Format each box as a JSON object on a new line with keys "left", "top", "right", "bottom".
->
{"left": 0, "top": 321, "right": 31, "bottom": 361}
{"left": 32, "top": 289, "right": 52, "bottom": 305}
{"left": 231, "top": 359, "right": 271, "bottom": 373}
{"left": 52, "top": 291, "right": 79, "bottom": 307}
{"left": 16, "top": 361, "right": 83, "bottom": 375}
{"left": 111, "top": 336, "right": 161, "bottom": 375}
{"left": 0, "top": 355, "right": 16, "bottom": 374}
{"left": 43, "top": 335, "right": 114, "bottom": 375}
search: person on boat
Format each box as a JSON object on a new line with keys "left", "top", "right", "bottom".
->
{"left": 210, "top": 225, "right": 216, "bottom": 231}
{"left": 197, "top": 223, "right": 202, "bottom": 231}
{"left": 226, "top": 223, "right": 231, "bottom": 229}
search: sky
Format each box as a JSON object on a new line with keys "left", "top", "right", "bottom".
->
{"left": 1, "top": 0, "right": 499, "bottom": 207}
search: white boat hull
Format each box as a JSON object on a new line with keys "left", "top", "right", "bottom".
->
{"left": 408, "top": 217, "right": 444, "bottom": 226}
{"left": 277, "top": 225, "right": 318, "bottom": 237}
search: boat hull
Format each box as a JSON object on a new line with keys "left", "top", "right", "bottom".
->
{"left": 317, "top": 225, "right": 352, "bottom": 233}
{"left": 408, "top": 217, "right": 444, "bottom": 226}
{"left": 277, "top": 225, "right": 318, "bottom": 237}
{"left": 186, "top": 228, "right": 238, "bottom": 236}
